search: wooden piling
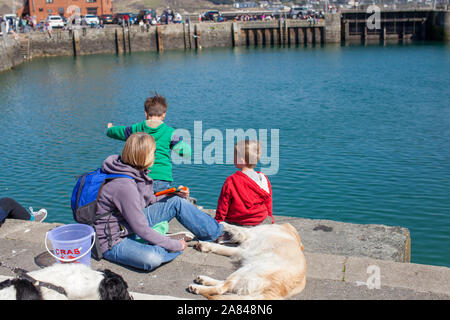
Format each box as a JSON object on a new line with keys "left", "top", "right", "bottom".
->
{"left": 232, "top": 22, "right": 240, "bottom": 47}
{"left": 305, "top": 27, "right": 312, "bottom": 44}
{"left": 256, "top": 29, "right": 263, "bottom": 46}
{"left": 194, "top": 24, "right": 201, "bottom": 50}
{"left": 248, "top": 29, "right": 255, "bottom": 46}
{"left": 156, "top": 25, "right": 163, "bottom": 52}
{"left": 183, "top": 22, "right": 188, "bottom": 50}
{"left": 343, "top": 21, "right": 349, "bottom": 44}
{"left": 127, "top": 27, "right": 132, "bottom": 53}
{"left": 264, "top": 28, "right": 272, "bottom": 46}
{"left": 289, "top": 27, "right": 296, "bottom": 45}
{"left": 122, "top": 26, "right": 127, "bottom": 53}
{"left": 298, "top": 27, "right": 304, "bottom": 45}
{"left": 73, "top": 29, "right": 80, "bottom": 56}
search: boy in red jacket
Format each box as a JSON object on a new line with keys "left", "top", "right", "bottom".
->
{"left": 215, "top": 140, "right": 274, "bottom": 226}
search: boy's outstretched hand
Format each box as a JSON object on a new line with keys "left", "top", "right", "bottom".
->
{"left": 107, "top": 123, "right": 113, "bottom": 129}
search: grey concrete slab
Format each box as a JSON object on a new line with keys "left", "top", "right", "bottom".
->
{"left": 0, "top": 219, "right": 448, "bottom": 300}
{"left": 293, "top": 278, "right": 450, "bottom": 300}
{"left": 344, "top": 256, "right": 450, "bottom": 296}
{"left": 202, "top": 210, "right": 411, "bottom": 262}
{"left": 0, "top": 220, "right": 63, "bottom": 243}
{"left": 304, "top": 252, "right": 346, "bottom": 281}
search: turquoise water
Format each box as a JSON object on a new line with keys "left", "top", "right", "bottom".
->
{"left": 0, "top": 43, "right": 449, "bottom": 267}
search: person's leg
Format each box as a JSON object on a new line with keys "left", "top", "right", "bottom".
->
{"left": 103, "top": 237, "right": 182, "bottom": 271}
{"left": 143, "top": 196, "right": 223, "bottom": 241}
{"left": 0, "top": 197, "right": 30, "bottom": 220}
{"left": 0, "top": 198, "right": 47, "bottom": 222}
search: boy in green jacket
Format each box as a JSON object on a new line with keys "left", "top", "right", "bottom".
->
{"left": 106, "top": 94, "right": 191, "bottom": 193}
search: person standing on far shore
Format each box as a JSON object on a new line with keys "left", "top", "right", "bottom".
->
{"left": 47, "top": 22, "right": 52, "bottom": 37}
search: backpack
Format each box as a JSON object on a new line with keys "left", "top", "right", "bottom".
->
{"left": 71, "top": 168, "right": 133, "bottom": 260}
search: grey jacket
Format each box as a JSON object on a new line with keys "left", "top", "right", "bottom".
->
{"left": 95, "top": 155, "right": 182, "bottom": 254}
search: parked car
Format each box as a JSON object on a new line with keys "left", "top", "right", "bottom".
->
{"left": 290, "top": 6, "right": 311, "bottom": 18}
{"left": 83, "top": 14, "right": 100, "bottom": 25}
{"left": 3, "top": 13, "right": 17, "bottom": 20}
{"left": 100, "top": 14, "right": 114, "bottom": 24}
{"left": 202, "top": 10, "right": 222, "bottom": 22}
{"left": 46, "top": 15, "right": 65, "bottom": 28}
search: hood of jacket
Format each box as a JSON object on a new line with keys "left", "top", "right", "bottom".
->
{"left": 230, "top": 171, "right": 271, "bottom": 209}
{"left": 101, "top": 155, "right": 153, "bottom": 183}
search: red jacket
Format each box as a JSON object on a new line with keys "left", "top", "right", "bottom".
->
{"left": 215, "top": 171, "right": 274, "bottom": 226}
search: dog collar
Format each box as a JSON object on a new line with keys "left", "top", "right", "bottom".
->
{"left": 13, "top": 267, "right": 68, "bottom": 297}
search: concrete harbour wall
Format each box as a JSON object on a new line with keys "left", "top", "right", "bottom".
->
{"left": 0, "top": 16, "right": 335, "bottom": 73}
{"left": 1, "top": 216, "right": 450, "bottom": 300}
{"left": 0, "top": 10, "right": 449, "bottom": 72}
{"left": 0, "top": 37, "right": 24, "bottom": 72}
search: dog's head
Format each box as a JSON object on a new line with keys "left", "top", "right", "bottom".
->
{"left": 98, "top": 269, "right": 132, "bottom": 300}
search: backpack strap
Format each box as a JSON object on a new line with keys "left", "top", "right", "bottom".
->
{"left": 74, "top": 174, "right": 87, "bottom": 213}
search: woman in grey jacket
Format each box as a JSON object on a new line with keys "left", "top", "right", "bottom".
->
{"left": 95, "top": 132, "right": 223, "bottom": 271}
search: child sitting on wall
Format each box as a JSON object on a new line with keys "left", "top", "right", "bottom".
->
{"left": 106, "top": 93, "right": 191, "bottom": 193}
{"left": 215, "top": 140, "right": 274, "bottom": 227}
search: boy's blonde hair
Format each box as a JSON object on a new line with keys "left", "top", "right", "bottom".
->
{"left": 121, "top": 132, "right": 156, "bottom": 171}
{"left": 235, "top": 140, "right": 262, "bottom": 169}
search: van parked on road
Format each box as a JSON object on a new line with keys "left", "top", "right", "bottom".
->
{"left": 46, "top": 15, "right": 65, "bottom": 28}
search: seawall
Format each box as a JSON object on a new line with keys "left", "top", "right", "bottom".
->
{"left": 1, "top": 211, "right": 449, "bottom": 300}
{"left": 0, "top": 36, "right": 24, "bottom": 72}
{"left": 1, "top": 10, "right": 449, "bottom": 73}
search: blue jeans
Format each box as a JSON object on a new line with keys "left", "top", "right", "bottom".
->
{"left": 152, "top": 180, "right": 172, "bottom": 193}
{"left": 103, "top": 195, "right": 223, "bottom": 271}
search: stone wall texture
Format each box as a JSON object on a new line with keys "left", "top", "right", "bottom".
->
{"left": 1, "top": 11, "right": 449, "bottom": 73}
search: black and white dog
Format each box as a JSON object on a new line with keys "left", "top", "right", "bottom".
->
{"left": 0, "top": 263, "right": 132, "bottom": 300}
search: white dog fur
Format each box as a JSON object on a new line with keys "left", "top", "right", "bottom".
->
{"left": 189, "top": 222, "right": 307, "bottom": 300}
{"left": 0, "top": 263, "right": 131, "bottom": 300}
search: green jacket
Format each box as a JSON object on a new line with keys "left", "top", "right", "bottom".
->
{"left": 106, "top": 121, "right": 191, "bottom": 181}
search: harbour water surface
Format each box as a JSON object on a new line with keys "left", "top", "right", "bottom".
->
{"left": 0, "top": 43, "right": 449, "bottom": 267}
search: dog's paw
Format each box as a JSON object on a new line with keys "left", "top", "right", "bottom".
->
{"left": 195, "top": 241, "right": 211, "bottom": 253}
{"left": 188, "top": 284, "right": 201, "bottom": 294}
{"left": 195, "top": 275, "right": 206, "bottom": 284}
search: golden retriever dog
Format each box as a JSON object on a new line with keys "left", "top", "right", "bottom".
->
{"left": 188, "top": 222, "right": 306, "bottom": 300}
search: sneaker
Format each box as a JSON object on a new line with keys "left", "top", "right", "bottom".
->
{"left": 167, "top": 231, "right": 195, "bottom": 242}
{"left": 29, "top": 207, "right": 47, "bottom": 223}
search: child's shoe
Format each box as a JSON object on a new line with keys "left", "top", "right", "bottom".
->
{"left": 29, "top": 207, "right": 47, "bottom": 222}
